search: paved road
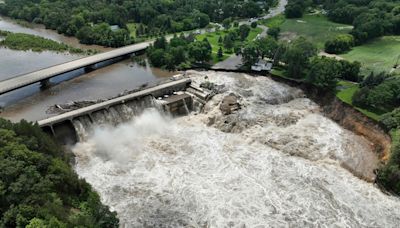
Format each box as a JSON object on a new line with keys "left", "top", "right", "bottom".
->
{"left": 0, "top": 0, "right": 287, "bottom": 95}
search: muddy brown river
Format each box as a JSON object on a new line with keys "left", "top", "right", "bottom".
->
{"left": 0, "top": 16, "right": 174, "bottom": 122}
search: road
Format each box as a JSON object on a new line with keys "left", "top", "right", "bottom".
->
{"left": 0, "top": 0, "right": 287, "bottom": 95}
{"left": 213, "top": 0, "right": 288, "bottom": 70}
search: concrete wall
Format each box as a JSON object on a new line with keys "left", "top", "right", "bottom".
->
{"left": 38, "top": 78, "right": 193, "bottom": 144}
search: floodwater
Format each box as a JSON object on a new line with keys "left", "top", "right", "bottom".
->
{"left": 0, "top": 16, "right": 174, "bottom": 122}
{"left": 0, "top": 59, "right": 174, "bottom": 122}
{"left": 72, "top": 71, "right": 400, "bottom": 227}
{"left": 0, "top": 48, "right": 80, "bottom": 81}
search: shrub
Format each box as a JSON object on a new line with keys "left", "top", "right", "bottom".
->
{"left": 324, "top": 34, "right": 355, "bottom": 54}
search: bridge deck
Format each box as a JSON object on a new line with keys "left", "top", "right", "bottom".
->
{"left": 38, "top": 78, "right": 191, "bottom": 127}
{"left": 0, "top": 42, "right": 149, "bottom": 95}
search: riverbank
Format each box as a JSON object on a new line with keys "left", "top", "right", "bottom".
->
{"left": 264, "top": 70, "right": 392, "bottom": 164}
{"left": 70, "top": 70, "right": 400, "bottom": 226}
{"left": 0, "top": 29, "right": 96, "bottom": 54}
{"left": 0, "top": 15, "right": 112, "bottom": 51}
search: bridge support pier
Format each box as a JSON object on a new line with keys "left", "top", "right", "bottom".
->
{"left": 84, "top": 64, "right": 96, "bottom": 73}
{"left": 40, "top": 79, "right": 51, "bottom": 89}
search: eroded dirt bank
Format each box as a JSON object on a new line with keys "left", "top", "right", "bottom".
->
{"left": 72, "top": 71, "right": 400, "bottom": 227}
{"left": 268, "top": 73, "right": 391, "bottom": 166}
{"left": 304, "top": 86, "right": 391, "bottom": 164}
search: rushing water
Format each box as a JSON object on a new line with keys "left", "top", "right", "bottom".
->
{"left": 72, "top": 71, "right": 400, "bottom": 227}
{"left": 0, "top": 59, "right": 174, "bottom": 122}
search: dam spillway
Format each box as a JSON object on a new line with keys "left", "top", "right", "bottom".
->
{"left": 71, "top": 71, "right": 400, "bottom": 227}
{"left": 37, "top": 77, "right": 200, "bottom": 144}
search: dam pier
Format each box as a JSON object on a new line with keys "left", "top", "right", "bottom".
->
{"left": 38, "top": 77, "right": 210, "bottom": 144}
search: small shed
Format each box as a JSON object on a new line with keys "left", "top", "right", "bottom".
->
{"left": 110, "top": 25, "right": 120, "bottom": 31}
{"left": 251, "top": 59, "right": 272, "bottom": 72}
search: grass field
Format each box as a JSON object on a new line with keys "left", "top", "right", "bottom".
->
{"left": 126, "top": 23, "right": 137, "bottom": 38}
{"left": 259, "top": 14, "right": 286, "bottom": 28}
{"left": 340, "top": 36, "right": 400, "bottom": 75}
{"left": 279, "top": 14, "right": 353, "bottom": 49}
{"left": 335, "top": 80, "right": 384, "bottom": 120}
{"left": 196, "top": 27, "right": 262, "bottom": 63}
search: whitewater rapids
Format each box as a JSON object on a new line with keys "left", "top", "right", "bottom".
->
{"left": 72, "top": 71, "right": 400, "bottom": 227}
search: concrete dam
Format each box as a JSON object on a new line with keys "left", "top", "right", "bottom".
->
{"left": 38, "top": 77, "right": 209, "bottom": 144}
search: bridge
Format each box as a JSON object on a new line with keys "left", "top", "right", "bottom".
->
{"left": 0, "top": 42, "right": 150, "bottom": 95}
{"left": 38, "top": 78, "right": 192, "bottom": 144}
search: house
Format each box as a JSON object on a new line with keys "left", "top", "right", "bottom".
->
{"left": 110, "top": 25, "right": 120, "bottom": 31}
{"left": 251, "top": 59, "right": 273, "bottom": 72}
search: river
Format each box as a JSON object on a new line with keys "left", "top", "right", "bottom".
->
{"left": 0, "top": 15, "right": 111, "bottom": 51}
{"left": 0, "top": 16, "right": 174, "bottom": 122}
{"left": 2, "top": 5, "right": 400, "bottom": 227}
{"left": 72, "top": 71, "right": 400, "bottom": 227}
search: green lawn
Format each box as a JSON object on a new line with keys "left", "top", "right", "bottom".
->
{"left": 336, "top": 80, "right": 383, "bottom": 120}
{"left": 279, "top": 14, "right": 353, "bottom": 49}
{"left": 126, "top": 23, "right": 137, "bottom": 38}
{"left": 340, "top": 36, "right": 400, "bottom": 75}
{"left": 259, "top": 14, "right": 286, "bottom": 28}
{"left": 196, "top": 27, "right": 262, "bottom": 63}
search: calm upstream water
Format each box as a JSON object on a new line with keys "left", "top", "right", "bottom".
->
{"left": 0, "top": 17, "right": 174, "bottom": 122}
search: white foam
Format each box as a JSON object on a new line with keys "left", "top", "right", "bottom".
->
{"left": 72, "top": 72, "right": 400, "bottom": 227}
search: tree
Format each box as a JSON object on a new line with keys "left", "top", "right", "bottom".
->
{"left": 195, "top": 12, "right": 210, "bottom": 28}
{"left": 285, "top": 4, "right": 304, "bottom": 18}
{"left": 188, "top": 41, "right": 211, "bottom": 63}
{"left": 381, "top": 108, "right": 400, "bottom": 130}
{"left": 223, "top": 34, "right": 235, "bottom": 50}
{"left": 283, "top": 37, "right": 317, "bottom": 78}
{"left": 352, "top": 87, "right": 371, "bottom": 108}
{"left": 325, "top": 34, "right": 355, "bottom": 54}
{"left": 76, "top": 26, "right": 94, "bottom": 44}
{"left": 218, "top": 36, "right": 223, "bottom": 44}
{"left": 256, "top": 37, "right": 278, "bottom": 59}
{"left": 170, "top": 35, "right": 187, "bottom": 47}
{"left": 242, "top": 1, "right": 262, "bottom": 18}
{"left": 239, "top": 24, "right": 251, "bottom": 41}
{"left": 153, "top": 36, "right": 167, "bottom": 49}
{"left": 234, "top": 43, "right": 242, "bottom": 56}
{"left": 251, "top": 21, "right": 258, "bottom": 28}
{"left": 338, "top": 60, "right": 361, "bottom": 82}
{"left": 222, "top": 18, "right": 232, "bottom": 30}
{"left": 360, "top": 72, "right": 388, "bottom": 88}
{"left": 307, "top": 57, "right": 341, "bottom": 90}
{"left": 0, "top": 119, "right": 118, "bottom": 227}
{"left": 203, "top": 38, "right": 212, "bottom": 52}
{"left": 148, "top": 48, "right": 165, "bottom": 67}
{"left": 170, "top": 46, "right": 186, "bottom": 65}
{"left": 218, "top": 47, "right": 224, "bottom": 60}
{"left": 242, "top": 42, "right": 259, "bottom": 67}
{"left": 267, "top": 27, "right": 280, "bottom": 39}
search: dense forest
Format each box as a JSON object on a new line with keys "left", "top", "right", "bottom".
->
{"left": 285, "top": 0, "right": 400, "bottom": 45}
{"left": 0, "top": 119, "right": 119, "bottom": 227}
{"left": 0, "top": 0, "right": 274, "bottom": 47}
{"left": 146, "top": 23, "right": 256, "bottom": 69}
